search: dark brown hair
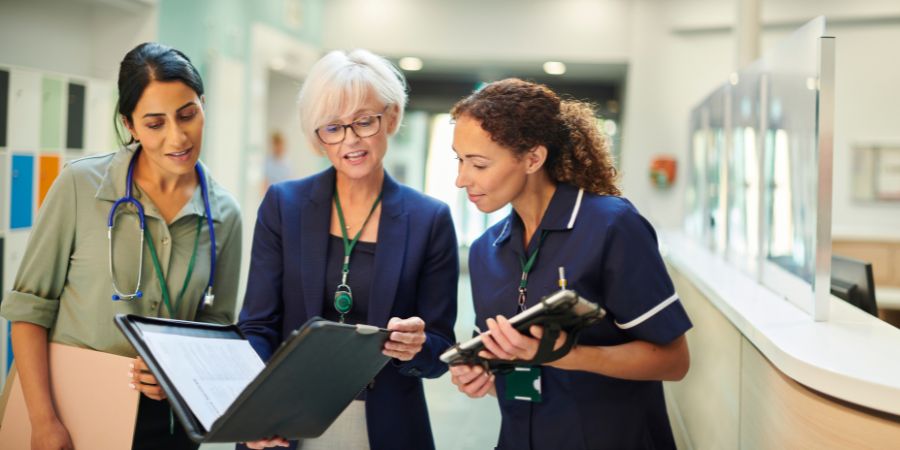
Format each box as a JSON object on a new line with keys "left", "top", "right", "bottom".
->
{"left": 451, "top": 78, "right": 620, "bottom": 196}
{"left": 115, "top": 42, "right": 204, "bottom": 146}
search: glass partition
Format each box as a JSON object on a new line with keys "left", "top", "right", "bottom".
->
{"left": 684, "top": 109, "right": 706, "bottom": 241}
{"left": 706, "top": 86, "right": 729, "bottom": 254}
{"left": 727, "top": 65, "right": 763, "bottom": 272}
{"left": 685, "top": 17, "right": 834, "bottom": 319}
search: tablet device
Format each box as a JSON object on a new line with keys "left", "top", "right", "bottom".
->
{"left": 439, "top": 289, "right": 605, "bottom": 366}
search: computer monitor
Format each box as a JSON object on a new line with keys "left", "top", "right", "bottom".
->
{"left": 830, "top": 254, "right": 878, "bottom": 316}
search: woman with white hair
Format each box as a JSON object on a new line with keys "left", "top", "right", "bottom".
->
{"left": 237, "top": 49, "right": 459, "bottom": 450}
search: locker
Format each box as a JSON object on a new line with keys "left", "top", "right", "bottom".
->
{"left": 0, "top": 155, "right": 7, "bottom": 230}
{"left": 0, "top": 236, "right": 4, "bottom": 298}
{"left": 85, "top": 81, "right": 115, "bottom": 153}
{"left": 66, "top": 82, "right": 85, "bottom": 149}
{"left": 38, "top": 154, "right": 61, "bottom": 207}
{"left": 10, "top": 154, "right": 34, "bottom": 229}
{"left": 40, "top": 77, "right": 64, "bottom": 150}
{"left": 8, "top": 70, "right": 41, "bottom": 151}
{"left": 0, "top": 238, "right": 6, "bottom": 376}
{"left": 0, "top": 69, "right": 8, "bottom": 147}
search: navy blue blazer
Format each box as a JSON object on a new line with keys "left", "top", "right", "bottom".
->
{"left": 238, "top": 168, "right": 458, "bottom": 450}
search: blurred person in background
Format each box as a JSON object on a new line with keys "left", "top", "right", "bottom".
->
{"left": 264, "top": 131, "right": 293, "bottom": 190}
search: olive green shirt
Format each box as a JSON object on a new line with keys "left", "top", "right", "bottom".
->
{"left": 0, "top": 148, "right": 242, "bottom": 357}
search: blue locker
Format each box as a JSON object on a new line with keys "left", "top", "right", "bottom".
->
{"left": 10, "top": 154, "right": 34, "bottom": 229}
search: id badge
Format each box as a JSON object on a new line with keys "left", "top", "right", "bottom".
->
{"left": 503, "top": 366, "right": 542, "bottom": 403}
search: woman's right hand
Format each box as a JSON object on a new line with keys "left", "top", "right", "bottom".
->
{"left": 449, "top": 364, "right": 496, "bottom": 398}
{"left": 31, "top": 417, "right": 74, "bottom": 450}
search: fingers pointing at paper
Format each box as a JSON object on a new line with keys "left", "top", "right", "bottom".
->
{"left": 383, "top": 316, "right": 426, "bottom": 361}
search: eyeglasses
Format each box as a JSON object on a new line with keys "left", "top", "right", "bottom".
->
{"left": 315, "top": 113, "right": 384, "bottom": 145}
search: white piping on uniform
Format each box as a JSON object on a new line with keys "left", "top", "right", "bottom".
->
{"left": 567, "top": 188, "right": 584, "bottom": 229}
{"left": 615, "top": 293, "right": 679, "bottom": 329}
{"left": 492, "top": 220, "right": 511, "bottom": 246}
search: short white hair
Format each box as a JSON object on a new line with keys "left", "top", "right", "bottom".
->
{"left": 297, "top": 49, "right": 408, "bottom": 152}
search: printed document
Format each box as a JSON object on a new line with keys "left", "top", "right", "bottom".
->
{"left": 141, "top": 331, "right": 265, "bottom": 430}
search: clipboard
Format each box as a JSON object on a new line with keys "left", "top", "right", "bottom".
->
{"left": 114, "top": 314, "right": 391, "bottom": 443}
{"left": 439, "top": 289, "right": 605, "bottom": 369}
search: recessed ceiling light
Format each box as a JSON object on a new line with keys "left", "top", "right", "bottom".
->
{"left": 399, "top": 57, "right": 423, "bottom": 71}
{"left": 543, "top": 61, "right": 566, "bottom": 75}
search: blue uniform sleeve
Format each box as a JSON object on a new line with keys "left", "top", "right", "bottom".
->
{"left": 237, "top": 185, "right": 286, "bottom": 361}
{"left": 395, "top": 203, "right": 459, "bottom": 378}
{"left": 600, "top": 206, "right": 692, "bottom": 345}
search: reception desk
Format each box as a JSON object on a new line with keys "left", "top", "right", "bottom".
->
{"left": 661, "top": 232, "right": 900, "bottom": 448}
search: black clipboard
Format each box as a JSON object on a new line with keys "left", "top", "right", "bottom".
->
{"left": 114, "top": 314, "right": 391, "bottom": 443}
{"left": 439, "top": 289, "right": 605, "bottom": 369}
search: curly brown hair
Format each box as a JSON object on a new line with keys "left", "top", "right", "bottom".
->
{"left": 451, "top": 78, "right": 620, "bottom": 196}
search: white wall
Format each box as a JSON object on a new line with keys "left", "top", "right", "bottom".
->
{"left": 826, "top": 22, "right": 900, "bottom": 240}
{"left": 619, "top": 0, "right": 734, "bottom": 227}
{"left": 0, "top": 0, "right": 157, "bottom": 81}
{"left": 322, "top": 0, "right": 633, "bottom": 63}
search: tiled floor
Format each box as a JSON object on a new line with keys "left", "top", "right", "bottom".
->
{"left": 201, "top": 274, "right": 501, "bottom": 450}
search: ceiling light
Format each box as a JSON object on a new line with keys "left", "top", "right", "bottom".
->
{"left": 399, "top": 57, "right": 423, "bottom": 71}
{"left": 543, "top": 61, "right": 566, "bottom": 75}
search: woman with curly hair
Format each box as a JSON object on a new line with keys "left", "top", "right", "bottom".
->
{"left": 449, "top": 78, "right": 691, "bottom": 450}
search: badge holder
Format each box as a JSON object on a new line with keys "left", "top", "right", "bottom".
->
{"left": 503, "top": 366, "right": 542, "bottom": 403}
{"left": 334, "top": 283, "right": 353, "bottom": 322}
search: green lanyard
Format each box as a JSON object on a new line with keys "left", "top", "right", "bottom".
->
{"left": 333, "top": 188, "right": 383, "bottom": 322}
{"left": 144, "top": 216, "right": 202, "bottom": 319}
{"left": 518, "top": 230, "right": 550, "bottom": 312}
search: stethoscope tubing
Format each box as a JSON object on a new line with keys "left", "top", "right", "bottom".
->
{"left": 107, "top": 148, "right": 216, "bottom": 314}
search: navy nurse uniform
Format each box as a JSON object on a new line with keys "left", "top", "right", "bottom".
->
{"left": 469, "top": 183, "right": 692, "bottom": 450}
{"left": 238, "top": 168, "right": 459, "bottom": 450}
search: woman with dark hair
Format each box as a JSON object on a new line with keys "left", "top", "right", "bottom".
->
{"left": 449, "top": 78, "right": 692, "bottom": 450}
{"left": 0, "top": 42, "right": 242, "bottom": 450}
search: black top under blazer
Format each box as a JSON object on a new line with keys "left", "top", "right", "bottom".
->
{"left": 238, "top": 167, "right": 459, "bottom": 450}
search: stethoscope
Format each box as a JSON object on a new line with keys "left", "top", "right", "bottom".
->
{"left": 107, "top": 148, "right": 216, "bottom": 312}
